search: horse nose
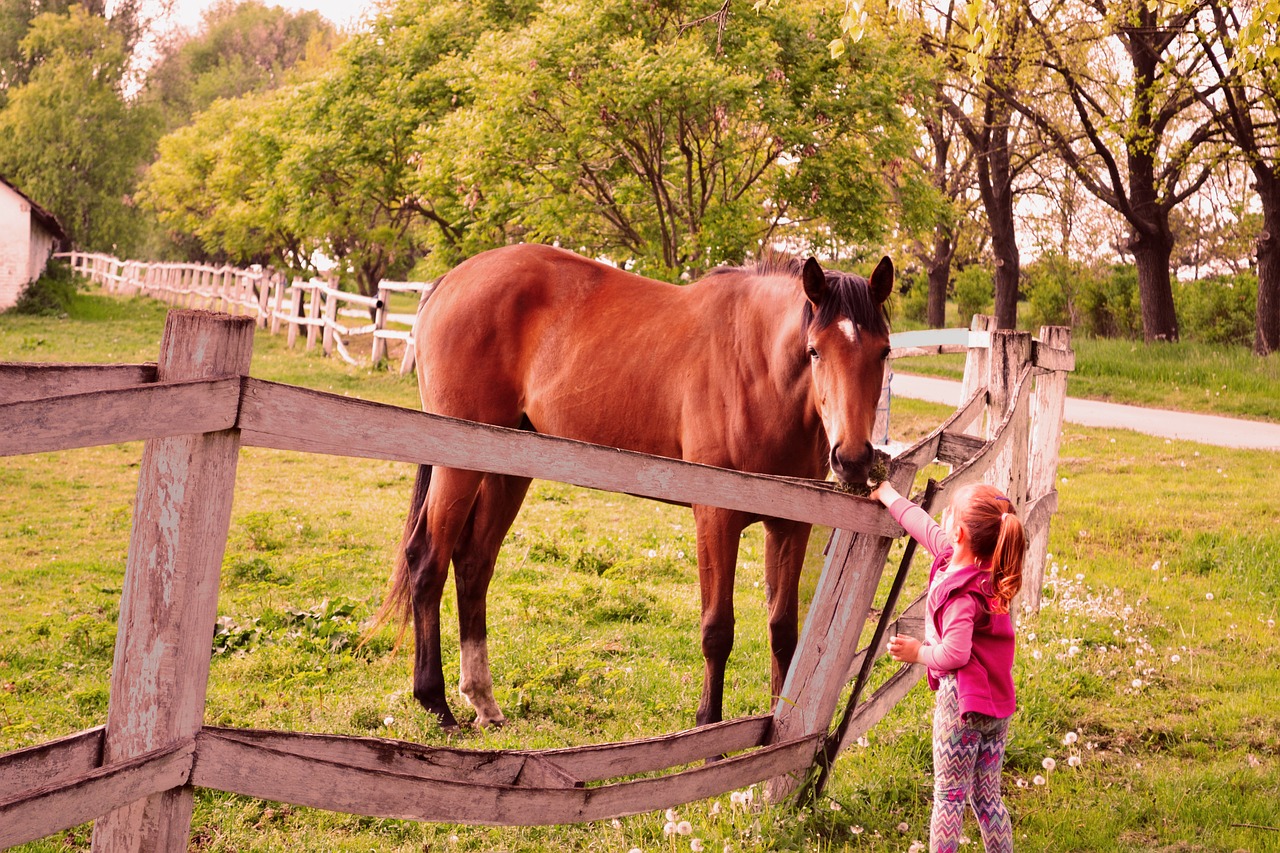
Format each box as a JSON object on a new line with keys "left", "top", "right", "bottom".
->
{"left": 829, "top": 441, "right": 873, "bottom": 485}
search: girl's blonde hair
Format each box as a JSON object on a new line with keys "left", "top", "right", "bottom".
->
{"left": 956, "top": 483, "right": 1026, "bottom": 614}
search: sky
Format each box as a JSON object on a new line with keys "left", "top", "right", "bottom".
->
{"left": 163, "top": 0, "right": 377, "bottom": 35}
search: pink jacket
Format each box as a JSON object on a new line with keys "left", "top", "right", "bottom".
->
{"left": 888, "top": 497, "right": 1017, "bottom": 719}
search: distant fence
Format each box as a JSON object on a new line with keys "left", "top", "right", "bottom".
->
{"left": 0, "top": 309, "right": 1072, "bottom": 849}
{"left": 56, "top": 252, "right": 430, "bottom": 373}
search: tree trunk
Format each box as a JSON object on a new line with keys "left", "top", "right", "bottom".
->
{"left": 926, "top": 232, "right": 952, "bottom": 328}
{"left": 1130, "top": 228, "right": 1180, "bottom": 342}
{"left": 1253, "top": 169, "right": 1280, "bottom": 355}
{"left": 976, "top": 98, "right": 1020, "bottom": 330}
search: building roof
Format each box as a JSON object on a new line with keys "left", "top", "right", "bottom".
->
{"left": 0, "top": 173, "right": 69, "bottom": 245}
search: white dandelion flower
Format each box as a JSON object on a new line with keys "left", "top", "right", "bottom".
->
{"left": 1063, "top": 732, "right": 1078, "bottom": 745}
{"left": 1042, "top": 757, "right": 1056, "bottom": 771}
{"left": 677, "top": 821, "right": 693, "bottom": 836}
{"left": 1033, "top": 775, "right": 1046, "bottom": 786}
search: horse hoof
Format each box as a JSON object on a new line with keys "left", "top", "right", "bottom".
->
{"left": 475, "top": 714, "right": 507, "bottom": 729}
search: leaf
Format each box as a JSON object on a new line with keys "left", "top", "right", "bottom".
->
{"left": 829, "top": 37, "right": 847, "bottom": 59}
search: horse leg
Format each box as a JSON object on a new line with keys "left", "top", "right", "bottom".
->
{"left": 762, "top": 518, "right": 813, "bottom": 705}
{"left": 452, "top": 472, "right": 532, "bottom": 727}
{"left": 692, "top": 505, "right": 749, "bottom": 727}
{"left": 406, "top": 465, "right": 485, "bottom": 728}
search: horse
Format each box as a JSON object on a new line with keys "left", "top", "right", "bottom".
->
{"left": 379, "top": 243, "right": 893, "bottom": 730}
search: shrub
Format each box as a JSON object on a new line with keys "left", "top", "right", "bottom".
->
{"left": 8, "top": 259, "right": 80, "bottom": 316}
{"left": 896, "top": 269, "right": 928, "bottom": 324}
{"left": 953, "top": 265, "right": 992, "bottom": 323}
{"left": 1077, "top": 264, "right": 1142, "bottom": 339}
{"left": 1176, "top": 272, "right": 1257, "bottom": 347}
{"left": 1023, "top": 252, "right": 1084, "bottom": 328}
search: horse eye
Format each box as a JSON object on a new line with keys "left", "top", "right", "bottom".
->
{"left": 807, "top": 346, "right": 819, "bottom": 360}
{"left": 881, "top": 345, "right": 891, "bottom": 360}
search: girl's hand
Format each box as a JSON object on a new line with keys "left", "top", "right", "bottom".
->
{"left": 886, "top": 633, "right": 922, "bottom": 664}
{"left": 870, "top": 480, "right": 901, "bottom": 507}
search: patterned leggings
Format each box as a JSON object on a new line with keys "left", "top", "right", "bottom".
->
{"left": 930, "top": 676, "right": 1013, "bottom": 853}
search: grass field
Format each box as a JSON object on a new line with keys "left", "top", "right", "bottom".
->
{"left": 2, "top": 288, "right": 1278, "bottom": 851}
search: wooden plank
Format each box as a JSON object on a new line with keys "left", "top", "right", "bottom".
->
{"left": 834, "top": 663, "right": 926, "bottom": 754}
{"left": 236, "top": 379, "right": 902, "bottom": 538}
{"left": 1030, "top": 338, "right": 1075, "bottom": 372}
{"left": 199, "top": 727, "right": 580, "bottom": 788}
{"left": 1022, "top": 326, "right": 1071, "bottom": 612}
{"left": 92, "top": 311, "right": 255, "bottom": 853}
{"left": 0, "top": 378, "right": 243, "bottom": 457}
{"left": 767, "top": 527, "right": 894, "bottom": 800}
{"left": 0, "top": 741, "right": 193, "bottom": 851}
{"left": 842, "top": 593, "right": 927, "bottom": 683}
{"left": 191, "top": 729, "right": 819, "bottom": 826}
{"left": 0, "top": 363, "right": 156, "bottom": 404}
{"left": 937, "top": 431, "right": 986, "bottom": 466}
{"left": 534, "top": 715, "right": 771, "bottom": 782}
{"left": 0, "top": 727, "right": 104, "bottom": 802}
{"left": 958, "top": 315, "right": 997, "bottom": 436}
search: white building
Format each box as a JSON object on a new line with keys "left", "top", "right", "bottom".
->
{"left": 0, "top": 175, "right": 68, "bottom": 311}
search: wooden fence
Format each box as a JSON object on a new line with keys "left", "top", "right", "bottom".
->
{"left": 57, "top": 252, "right": 431, "bottom": 373}
{"left": 0, "top": 309, "right": 1071, "bottom": 850}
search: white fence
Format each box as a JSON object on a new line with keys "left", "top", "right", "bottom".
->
{"left": 57, "top": 252, "right": 431, "bottom": 373}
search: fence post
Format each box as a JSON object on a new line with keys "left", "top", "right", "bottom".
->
{"left": 985, "top": 330, "right": 1032, "bottom": 507}
{"left": 306, "top": 282, "right": 322, "bottom": 351}
{"left": 765, "top": 527, "right": 895, "bottom": 801}
{"left": 1022, "top": 326, "right": 1071, "bottom": 612}
{"left": 371, "top": 284, "right": 389, "bottom": 366}
{"left": 957, "top": 314, "right": 997, "bottom": 436}
{"left": 286, "top": 280, "right": 305, "bottom": 348}
{"left": 322, "top": 274, "right": 339, "bottom": 356}
{"left": 269, "top": 272, "right": 285, "bottom": 335}
{"left": 256, "top": 269, "right": 273, "bottom": 328}
{"left": 90, "top": 310, "right": 254, "bottom": 852}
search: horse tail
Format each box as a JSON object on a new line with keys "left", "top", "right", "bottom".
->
{"left": 368, "top": 463, "right": 432, "bottom": 650}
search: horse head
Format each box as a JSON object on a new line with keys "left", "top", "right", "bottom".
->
{"left": 800, "top": 256, "right": 894, "bottom": 486}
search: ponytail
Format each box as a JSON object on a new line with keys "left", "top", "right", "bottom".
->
{"left": 955, "top": 484, "right": 1026, "bottom": 614}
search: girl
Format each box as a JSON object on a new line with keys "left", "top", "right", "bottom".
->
{"left": 870, "top": 480, "right": 1025, "bottom": 853}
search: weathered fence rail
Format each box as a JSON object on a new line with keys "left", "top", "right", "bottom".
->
{"left": 56, "top": 252, "right": 432, "bottom": 372}
{"left": 0, "top": 309, "right": 1071, "bottom": 850}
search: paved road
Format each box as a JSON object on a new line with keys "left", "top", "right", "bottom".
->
{"left": 890, "top": 373, "right": 1280, "bottom": 451}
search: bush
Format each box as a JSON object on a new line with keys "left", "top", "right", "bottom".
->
{"left": 1023, "top": 252, "right": 1084, "bottom": 328}
{"left": 1176, "top": 272, "right": 1257, "bottom": 347}
{"left": 1077, "top": 264, "right": 1142, "bottom": 339}
{"left": 896, "top": 269, "right": 928, "bottom": 324}
{"left": 8, "top": 259, "right": 81, "bottom": 316}
{"left": 953, "top": 265, "right": 992, "bottom": 322}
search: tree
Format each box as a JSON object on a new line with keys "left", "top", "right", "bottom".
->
{"left": 420, "top": 0, "right": 925, "bottom": 279}
{"left": 0, "top": 6, "right": 153, "bottom": 251}
{"left": 1, "top": 0, "right": 153, "bottom": 98}
{"left": 1196, "top": 2, "right": 1280, "bottom": 354}
{"left": 1003, "top": 0, "right": 1222, "bottom": 343}
{"left": 143, "top": 0, "right": 340, "bottom": 133}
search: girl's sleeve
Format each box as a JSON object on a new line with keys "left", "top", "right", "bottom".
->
{"left": 918, "top": 595, "right": 977, "bottom": 672}
{"left": 886, "top": 496, "right": 951, "bottom": 558}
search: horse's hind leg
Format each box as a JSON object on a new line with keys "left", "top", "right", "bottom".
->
{"left": 407, "top": 465, "right": 485, "bottom": 728}
{"left": 692, "top": 505, "right": 749, "bottom": 727}
{"left": 453, "top": 472, "right": 532, "bottom": 727}
{"left": 762, "top": 518, "right": 812, "bottom": 705}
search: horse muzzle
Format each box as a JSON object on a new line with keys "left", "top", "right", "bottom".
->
{"left": 829, "top": 441, "right": 875, "bottom": 486}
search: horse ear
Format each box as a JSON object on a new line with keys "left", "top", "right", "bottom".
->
{"left": 868, "top": 256, "right": 894, "bottom": 305}
{"left": 802, "top": 257, "right": 826, "bottom": 306}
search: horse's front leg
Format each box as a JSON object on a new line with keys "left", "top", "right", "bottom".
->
{"left": 409, "top": 467, "right": 484, "bottom": 730}
{"left": 762, "top": 518, "right": 813, "bottom": 705}
{"left": 692, "top": 505, "right": 749, "bottom": 727}
{"left": 453, "top": 473, "right": 531, "bottom": 728}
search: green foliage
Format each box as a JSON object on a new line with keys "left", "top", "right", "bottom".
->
{"left": 142, "top": 0, "right": 341, "bottom": 133}
{"left": 1023, "top": 251, "right": 1088, "bottom": 328}
{"left": 896, "top": 269, "right": 929, "bottom": 324}
{"left": 952, "top": 264, "right": 992, "bottom": 322}
{"left": 1176, "top": 272, "right": 1258, "bottom": 347}
{"left": 1078, "top": 264, "right": 1143, "bottom": 340}
{"left": 7, "top": 259, "right": 80, "bottom": 316}
{"left": 0, "top": 6, "right": 155, "bottom": 252}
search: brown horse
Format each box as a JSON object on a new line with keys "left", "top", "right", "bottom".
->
{"left": 381, "top": 243, "right": 893, "bottom": 729}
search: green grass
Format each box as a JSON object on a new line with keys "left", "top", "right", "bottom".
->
{"left": 2, "top": 289, "right": 1279, "bottom": 851}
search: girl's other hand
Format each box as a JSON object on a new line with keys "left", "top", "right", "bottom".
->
{"left": 870, "top": 480, "right": 900, "bottom": 507}
{"left": 886, "top": 633, "right": 922, "bottom": 664}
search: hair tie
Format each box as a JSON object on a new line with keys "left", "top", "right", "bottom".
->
{"left": 1001, "top": 512, "right": 1010, "bottom": 522}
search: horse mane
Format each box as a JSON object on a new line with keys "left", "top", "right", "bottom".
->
{"left": 704, "top": 255, "right": 890, "bottom": 338}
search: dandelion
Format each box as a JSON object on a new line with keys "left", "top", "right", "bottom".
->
{"left": 691, "top": 839, "right": 705, "bottom": 852}
{"left": 830, "top": 801, "right": 842, "bottom": 811}
{"left": 1206, "top": 592, "right": 1214, "bottom": 601}
{"left": 629, "top": 849, "right": 643, "bottom": 853}
{"left": 1015, "top": 778, "right": 1028, "bottom": 788}
{"left": 1068, "top": 645, "right": 1081, "bottom": 656}
{"left": 382, "top": 716, "right": 394, "bottom": 726}
{"left": 852, "top": 826, "right": 864, "bottom": 835}
{"left": 710, "top": 801, "right": 721, "bottom": 816}
{"left": 1151, "top": 560, "right": 1161, "bottom": 571}
{"left": 1170, "top": 654, "right": 1181, "bottom": 663}
{"left": 1132, "top": 678, "right": 1143, "bottom": 689}
{"left": 611, "top": 819, "right": 622, "bottom": 829}
{"left": 1063, "top": 731, "right": 1078, "bottom": 745}
{"left": 1033, "top": 775, "right": 1046, "bottom": 786}
{"left": 664, "top": 821, "right": 677, "bottom": 837}
{"left": 1067, "top": 756, "right": 1082, "bottom": 767}
{"left": 1042, "top": 757, "right": 1056, "bottom": 772}
{"left": 908, "top": 842, "right": 926, "bottom": 853}
{"left": 856, "top": 736, "right": 870, "bottom": 748}
{"left": 647, "top": 549, "right": 658, "bottom": 558}
{"left": 666, "top": 808, "right": 678, "bottom": 822}
{"left": 897, "top": 822, "right": 910, "bottom": 833}
{"left": 677, "top": 821, "right": 693, "bottom": 836}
